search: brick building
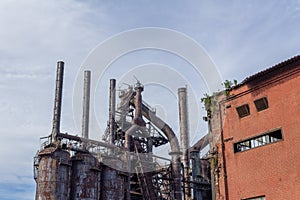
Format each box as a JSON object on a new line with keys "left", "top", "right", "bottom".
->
{"left": 209, "top": 55, "right": 300, "bottom": 200}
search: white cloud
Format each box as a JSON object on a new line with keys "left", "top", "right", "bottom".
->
{"left": 0, "top": 0, "right": 110, "bottom": 67}
{"left": 0, "top": 1, "right": 111, "bottom": 199}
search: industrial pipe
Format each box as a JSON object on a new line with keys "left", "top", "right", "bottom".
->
{"left": 124, "top": 82, "right": 148, "bottom": 199}
{"left": 188, "top": 134, "right": 209, "bottom": 153}
{"left": 178, "top": 87, "right": 191, "bottom": 198}
{"left": 125, "top": 82, "right": 147, "bottom": 151}
{"left": 190, "top": 150, "right": 203, "bottom": 200}
{"left": 56, "top": 132, "right": 122, "bottom": 150}
{"left": 51, "top": 61, "right": 64, "bottom": 143}
{"left": 82, "top": 71, "right": 91, "bottom": 148}
{"left": 132, "top": 81, "right": 146, "bottom": 127}
{"left": 140, "top": 103, "right": 182, "bottom": 200}
{"left": 109, "top": 79, "right": 116, "bottom": 145}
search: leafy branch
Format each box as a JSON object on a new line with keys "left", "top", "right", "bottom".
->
{"left": 222, "top": 79, "right": 238, "bottom": 96}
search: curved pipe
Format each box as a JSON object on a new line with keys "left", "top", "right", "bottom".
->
{"left": 140, "top": 103, "right": 182, "bottom": 200}
{"left": 124, "top": 125, "right": 139, "bottom": 150}
{"left": 188, "top": 133, "right": 209, "bottom": 154}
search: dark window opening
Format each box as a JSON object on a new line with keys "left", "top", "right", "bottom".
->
{"left": 234, "top": 129, "right": 283, "bottom": 153}
{"left": 236, "top": 104, "right": 250, "bottom": 118}
{"left": 254, "top": 97, "right": 269, "bottom": 111}
{"left": 242, "top": 196, "right": 266, "bottom": 200}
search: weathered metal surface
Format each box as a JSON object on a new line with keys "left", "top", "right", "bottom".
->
{"left": 70, "top": 152, "right": 100, "bottom": 200}
{"left": 57, "top": 132, "right": 122, "bottom": 150}
{"left": 132, "top": 81, "right": 146, "bottom": 127}
{"left": 178, "top": 87, "right": 191, "bottom": 198}
{"left": 109, "top": 79, "right": 116, "bottom": 147}
{"left": 82, "top": 71, "right": 91, "bottom": 141}
{"left": 51, "top": 61, "right": 64, "bottom": 142}
{"left": 36, "top": 69, "right": 199, "bottom": 200}
{"left": 101, "top": 159, "right": 125, "bottom": 200}
{"left": 188, "top": 134, "right": 209, "bottom": 153}
{"left": 35, "top": 147, "right": 70, "bottom": 200}
{"left": 125, "top": 82, "right": 147, "bottom": 151}
{"left": 125, "top": 82, "right": 159, "bottom": 199}
{"left": 135, "top": 154, "right": 158, "bottom": 200}
{"left": 191, "top": 151, "right": 212, "bottom": 200}
{"left": 191, "top": 151, "right": 203, "bottom": 200}
{"left": 140, "top": 103, "right": 182, "bottom": 200}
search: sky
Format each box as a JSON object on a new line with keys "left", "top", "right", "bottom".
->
{"left": 0, "top": 0, "right": 300, "bottom": 199}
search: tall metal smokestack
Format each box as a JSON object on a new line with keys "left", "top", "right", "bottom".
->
{"left": 51, "top": 61, "right": 64, "bottom": 143}
{"left": 82, "top": 70, "right": 91, "bottom": 148}
{"left": 108, "top": 79, "right": 116, "bottom": 156}
{"left": 178, "top": 87, "right": 191, "bottom": 198}
{"left": 109, "top": 79, "right": 116, "bottom": 145}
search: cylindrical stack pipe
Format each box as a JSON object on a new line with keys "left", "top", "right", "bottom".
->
{"left": 82, "top": 70, "right": 91, "bottom": 149}
{"left": 125, "top": 82, "right": 146, "bottom": 150}
{"left": 51, "top": 61, "right": 64, "bottom": 143}
{"left": 178, "top": 87, "right": 191, "bottom": 198}
{"left": 36, "top": 62, "right": 71, "bottom": 200}
{"left": 109, "top": 79, "right": 116, "bottom": 148}
{"left": 132, "top": 81, "right": 146, "bottom": 127}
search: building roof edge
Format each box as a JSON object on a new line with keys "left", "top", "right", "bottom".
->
{"left": 234, "top": 54, "right": 300, "bottom": 88}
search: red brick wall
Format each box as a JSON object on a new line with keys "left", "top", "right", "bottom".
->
{"left": 214, "top": 67, "right": 300, "bottom": 199}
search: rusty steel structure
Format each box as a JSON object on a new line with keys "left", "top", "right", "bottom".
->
{"left": 33, "top": 61, "right": 212, "bottom": 200}
{"left": 35, "top": 147, "right": 70, "bottom": 200}
{"left": 70, "top": 152, "right": 101, "bottom": 199}
{"left": 51, "top": 61, "right": 64, "bottom": 143}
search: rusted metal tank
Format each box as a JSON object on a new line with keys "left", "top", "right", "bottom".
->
{"left": 70, "top": 152, "right": 101, "bottom": 200}
{"left": 35, "top": 147, "right": 71, "bottom": 200}
{"left": 101, "top": 159, "right": 125, "bottom": 200}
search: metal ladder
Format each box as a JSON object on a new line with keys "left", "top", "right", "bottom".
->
{"left": 135, "top": 146, "right": 152, "bottom": 200}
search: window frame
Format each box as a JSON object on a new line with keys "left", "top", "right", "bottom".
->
{"left": 254, "top": 97, "right": 269, "bottom": 112}
{"left": 234, "top": 128, "right": 283, "bottom": 153}
{"left": 242, "top": 195, "right": 266, "bottom": 200}
{"left": 236, "top": 104, "right": 251, "bottom": 118}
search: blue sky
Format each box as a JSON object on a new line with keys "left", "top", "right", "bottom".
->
{"left": 0, "top": 0, "right": 300, "bottom": 199}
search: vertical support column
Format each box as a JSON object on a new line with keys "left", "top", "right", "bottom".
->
{"left": 178, "top": 87, "right": 191, "bottom": 199}
{"left": 82, "top": 70, "right": 91, "bottom": 149}
{"left": 109, "top": 79, "right": 116, "bottom": 149}
{"left": 51, "top": 61, "right": 64, "bottom": 143}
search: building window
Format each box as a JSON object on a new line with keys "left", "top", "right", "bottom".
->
{"left": 254, "top": 97, "right": 269, "bottom": 111}
{"left": 234, "top": 129, "right": 283, "bottom": 153}
{"left": 243, "top": 196, "right": 266, "bottom": 200}
{"left": 236, "top": 104, "right": 250, "bottom": 118}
